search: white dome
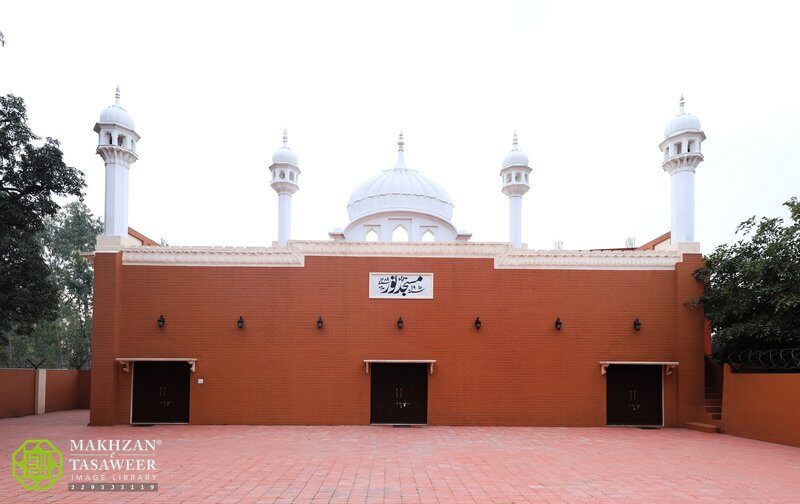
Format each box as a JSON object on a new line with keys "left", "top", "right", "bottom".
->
{"left": 347, "top": 138, "right": 453, "bottom": 222}
{"left": 664, "top": 96, "right": 701, "bottom": 137}
{"left": 99, "top": 87, "right": 135, "bottom": 129}
{"left": 99, "top": 106, "right": 135, "bottom": 129}
{"left": 272, "top": 147, "right": 298, "bottom": 166}
{"left": 503, "top": 149, "right": 529, "bottom": 168}
{"left": 502, "top": 132, "right": 529, "bottom": 168}
{"left": 664, "top": 113, "right": 701, "bottom": 137}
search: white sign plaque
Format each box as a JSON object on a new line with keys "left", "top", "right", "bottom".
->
{"left": 369, "top": 273, "right": 434, "bottom": 299}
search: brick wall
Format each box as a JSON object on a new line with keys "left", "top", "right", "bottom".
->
{"left": 722, "top": 365, "right": 800, "bottom": 447}
{"left": 44, "top": 370, "right": 79, "bottom": 412}
{"left": 91, "top": 253, "right": 707, "bottom": 426}
{"left": 0, "top": 369, "right": 90, "bottom": 418}
{"left": 77, "top": 369, "right": 91, "bottom": 409}
{"left": 90, "top": 252, "right": 123, "bottom": 425}
{"left": 0, "top": 369, "right": 36, "bottom": 418}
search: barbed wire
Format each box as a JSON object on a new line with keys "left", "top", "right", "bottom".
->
{"left": 727, "top": 348, "right": 800, "bottom": 371}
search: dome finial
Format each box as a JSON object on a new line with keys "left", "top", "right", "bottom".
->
{"left": 679, "top": 94, "right": 685, "bottom": 114}
{"left": 282, "top": 128, "right": 288, "bottom": 148}
{"left": 115, "top": 85, "right": 121, "bottom": 106}
{"left": 393, "top": 131, "right": 407, "bottom": 170}
{"left": 512, "top": 130, "right": 519, "bottom": 150}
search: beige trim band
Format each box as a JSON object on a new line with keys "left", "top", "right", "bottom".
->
{"left": 117, "top": 240, "right": 685, "bottom": 271}
{"left": 599, "top": 361, "right": 679, "bottom": 375}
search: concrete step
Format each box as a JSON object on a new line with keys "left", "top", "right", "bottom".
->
{"left": 704, "top": 405, "right": 722, "bottom": 414}
{"left": 685, "top": 421, "right": 720, "bottom": 434}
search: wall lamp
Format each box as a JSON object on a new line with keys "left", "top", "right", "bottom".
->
{"left": 474, "top": 317, "right": 482, "bottom": 330}
{"left": 555, "top": 317, "right": 563, "bottom": 331}
{"left": 237, "top": 316, "right": 245, "bottom": 329}
{"left": 317, "top": 316, "right": 324, "bottom": 329}
{"left": 157, "top": 315, "right": 165, "bottom": 328}
{"left": 397, "top": 316, "right": 404, "bottom": 330}
{"left": 633, "top": 318, "right": 642, "bottom": 331}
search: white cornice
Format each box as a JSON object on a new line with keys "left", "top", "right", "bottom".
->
{"left": 496, "top": 249, "right": 681, "bottom": 270}
{"left": 117, "top": 241, "right": 685, "bottom": 270}
{"left": 122, "top": 246, "right": 302, "bottom": 267}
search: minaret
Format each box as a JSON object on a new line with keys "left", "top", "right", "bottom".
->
{"left": 659, "top": 95, "right": 705, "bottom": 245}
{"left": 500, "top": 132, "right": 532, "bottom": 248}
{"left": 94, "top": 86, "right": 140, "bottom": 239}
{"left": 269, "top": 129, "right": 300, "bottom": 245}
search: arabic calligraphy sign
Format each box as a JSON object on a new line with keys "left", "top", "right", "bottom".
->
{"left": 369, "top": 273, "right": 434, "bottom": 299}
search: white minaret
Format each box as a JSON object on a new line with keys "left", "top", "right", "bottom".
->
{"left": 659, "top": 95, "right": 705, "bottom": 246}
{"left": 500, "top": 132, "right": 532, "bottom": 248}
{"left": 94, "top": 86, "right": 140, "bottom": 239}
{"left": 269, "top": 129, "right": 300, "bottom": 245}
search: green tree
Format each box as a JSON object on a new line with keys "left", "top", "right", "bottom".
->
{"left": 1, "top": 94, "right": 85, "bottom": 364}
{"left": 696, "top": 197, "right": 800, "bottom": 354}
{"left": 3, "top": 202, "right": 101, "bottom": 368}
{"left": 42, "top": 201, "right": 103, "bottom": 368}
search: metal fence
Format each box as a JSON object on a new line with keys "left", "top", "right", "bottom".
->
{"left": 727, "top": 348, "right": 800, "bottom": 372}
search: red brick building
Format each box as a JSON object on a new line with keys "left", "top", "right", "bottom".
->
{"left": 89, "top": 240, "right": 707, "bottom": 427}
{"left": 89, "top": 92, "right": 708, "bottom": 427}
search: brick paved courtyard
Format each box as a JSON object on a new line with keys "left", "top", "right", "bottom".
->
{"left": 2, "top": 410, "right": 800, "bottom": 503}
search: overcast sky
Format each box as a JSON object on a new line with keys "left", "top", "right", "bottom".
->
{"left": 2, "top": 1, "right": 799, "bottom": 252}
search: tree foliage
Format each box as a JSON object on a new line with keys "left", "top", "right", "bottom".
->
{"left": 0, "top": 94, "right": 85, "bottom": 339}
{"left": 2, "top": 202, "right": 101, "bottom": 368}
{"left": 42, "top": 201, "right": 103, "bottom": 368}
{"left": 695, "top": 198, "right": 800, "bottom": 354}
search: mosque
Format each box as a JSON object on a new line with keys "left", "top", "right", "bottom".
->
{"left": 89, "top": 88, "right": 709, "bottom": 427}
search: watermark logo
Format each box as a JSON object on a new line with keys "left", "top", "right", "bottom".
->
{"left": 11, "top": 439, "right": 63, "bottom": 491}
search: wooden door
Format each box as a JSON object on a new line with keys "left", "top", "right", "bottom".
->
{"left": 131, "top": 361, "right": 191, "bottom": 424}
{"left": 370, "top": 364, "right": 428, "bottom": 424}
{"left": 606, "top": 364, "right": 662, "bottom": 426}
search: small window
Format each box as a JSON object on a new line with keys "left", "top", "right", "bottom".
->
{"left": 506, "top": 174, "right": 512, "bottom": 182}
{"left": 289, "top": 172, "right": 295, "bottom": 181}
{"left": 675, "top": 143, "right": 682, "bottom": 155}
{"left": 106, "top": 133, "right": 113, "bottom": 145}
{"left": 524, "top": 173, "right": 529, "bottom": 182}
{"left": 280, "top": 171, "right": 286, "bottom": 179}
{"left": 687, "top": 140, "right": 694, "bottom": 153}
{"left": 131, "top": 140, "right": 136, "bottom": 151}
{"left": 515, "top": 172, "right": 521, "bottom": 182}
{"left": 421, "top": 230, "right": 435, "bottom": 242}
{"left": 391, "top": 225, "right": 408, "bottom": 242}
{"left": 117, "top": 135, "right": 126, "bottom": 147}
{"left": 365, "top": 228, "right": 379, "bottom": 241}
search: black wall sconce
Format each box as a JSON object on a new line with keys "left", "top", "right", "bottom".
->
{"left": 237, "top": 316, "right": 245, "bottom": 329}
{"left": 555, "top": 317, "right": 563, "bottom": 331}
{"left": 157, "top": 315, "right": 165, "bottom": 328}
{"left": 397, "top": 316, "right": 404, "bottom": 330}
{"left": 474, "top": 317, "right": 482, "bottom": 330}
{"left": 633, "top": 318, "right": 642, "bottom": 331}
{"left": 317, "top": 316, "right": 324, "bottom": 329}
